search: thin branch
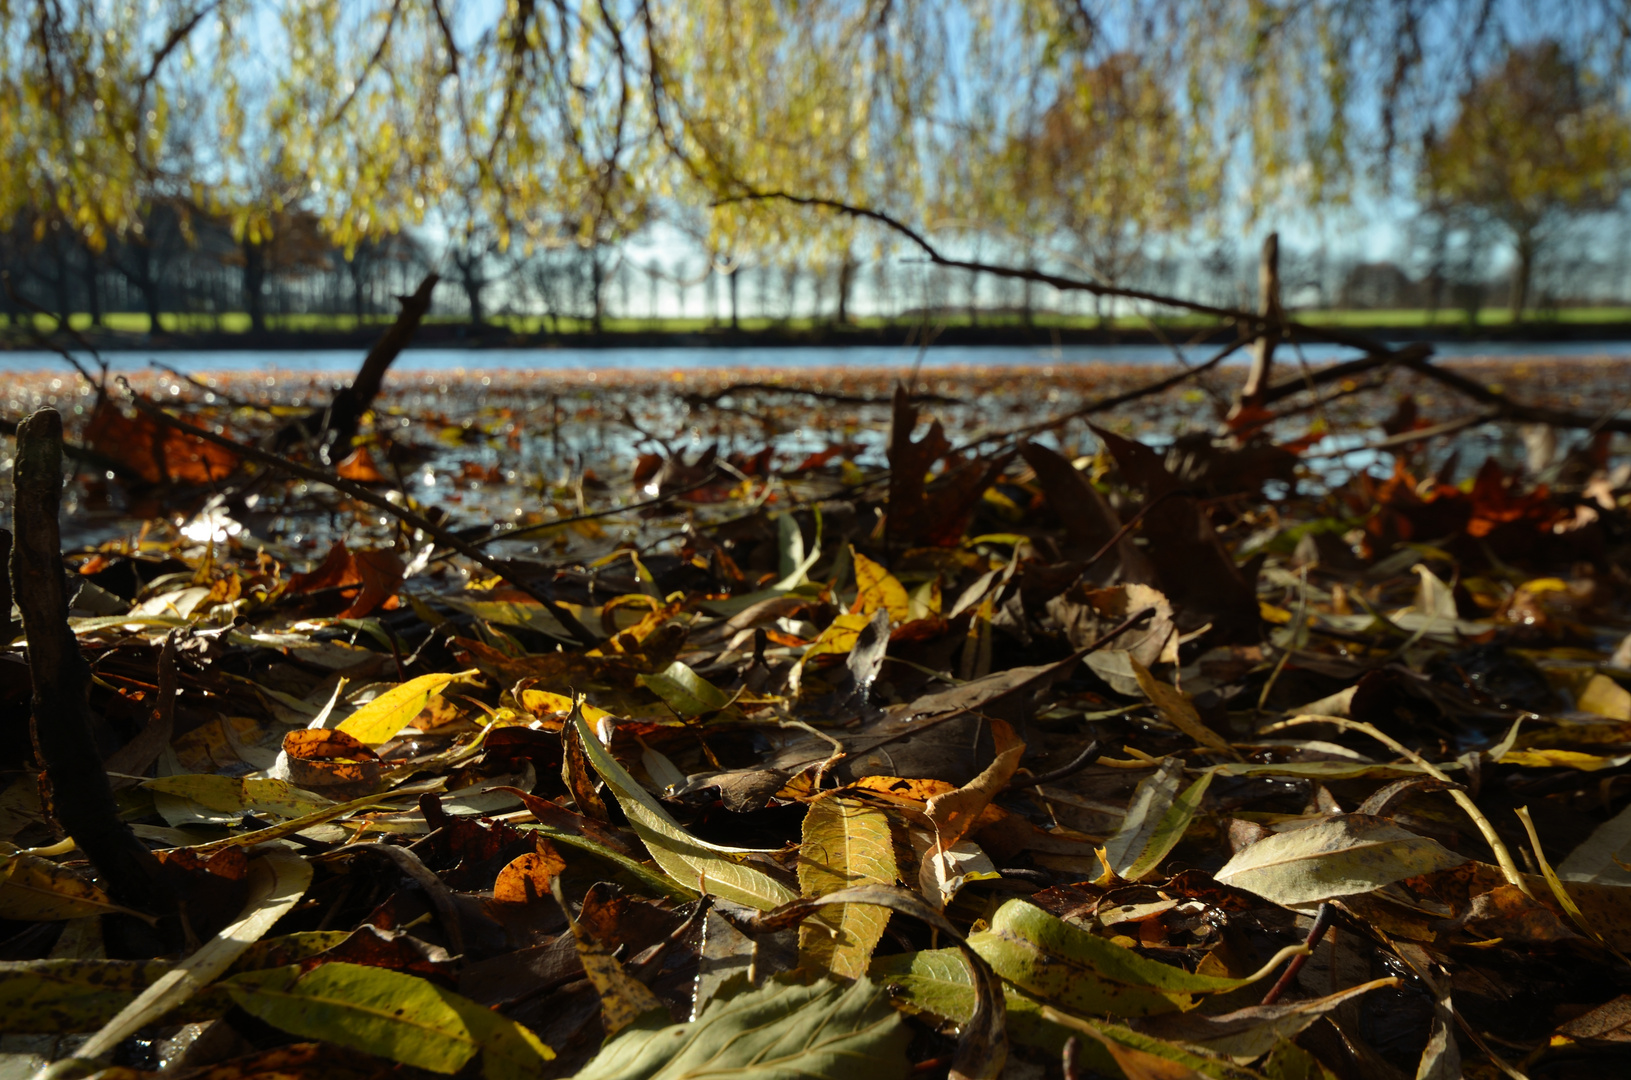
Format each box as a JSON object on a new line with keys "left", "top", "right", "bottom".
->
{"left": 325, "top": 0, "right": 406, "bottom": 128}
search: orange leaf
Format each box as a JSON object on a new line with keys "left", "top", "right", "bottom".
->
{"left": 336, "top": 448, "right": 387, "bottom": 483}
{"left": 493, "top": 841, "right": 568, "bottom": 904}
{"left": 84, "top": 399, "right": 239, "bottom": 484}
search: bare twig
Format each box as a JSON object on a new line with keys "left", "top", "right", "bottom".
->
{"left": 1261, "top": 902, "right": 1334, "bottom": 1004}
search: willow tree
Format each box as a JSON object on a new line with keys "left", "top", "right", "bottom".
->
{"left": 6, "top": 0, "right": 1631, "bottom": 323}
{"left": 997, "top": 52, "right": 1212, "bottom": 322}
{"left": 1422, "top": 40, "right": 1631, "bottom": 321}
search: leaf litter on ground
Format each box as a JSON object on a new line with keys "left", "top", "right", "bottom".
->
{"left": 4, "top": 348, "right": 1631, "bottom": 1080}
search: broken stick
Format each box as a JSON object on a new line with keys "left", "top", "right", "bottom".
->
{"left": 11, "top": 409, "right": 172, "bottom": 913}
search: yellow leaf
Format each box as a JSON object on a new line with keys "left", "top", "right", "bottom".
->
{"left": 0, "top": 853, "right": 133, "bottom": 921}
{"left": 142, "top": 775, "right": 333, "bottom": 819}
{"left": 337, "top": 670, "right": 478, "bottom": 746}
{"left": 1579, "top": 674, "right": 1631, "bottom": 721}
{"left": 1129, "top": 658, "right": 1237, "bottom": 759}
{"left": 851, "top": 550, "right": 910, "bottom": 624}
{"left": 799, "top": 795, "right": 898, "bottom": 978}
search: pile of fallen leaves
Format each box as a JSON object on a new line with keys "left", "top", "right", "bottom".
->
{"left": 4, "top": 365, "right": 1631, "bottom": 1080}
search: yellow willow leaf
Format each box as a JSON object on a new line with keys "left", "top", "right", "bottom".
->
{"left": 1515, "top": 805, "right": 1604, "bottom": 948}
{"left": 572, "top": 710, "right": 796, "bottom": 910}
{"left": 0, "top": 853, "right": 138, "bottom": 921}
{"left": 1128, "top": 658, "right": 1237, "bottom": 759}
{"left": 70, "top": 848, "right": 312, "bottom": 1065}
{"left": 142, "top": 775, "right": 334, "bottom": 819}
{"left": 337, "top": 670, "right": 477, "bottom": 746}
{"left": 226, "top": 962, "right": 553, "bottom": 1080}
{"left": 798, "top": 795, "right": 897, "bottom": 978}
{"left": 851, "top": 550, "right": 911, "bottom": 624}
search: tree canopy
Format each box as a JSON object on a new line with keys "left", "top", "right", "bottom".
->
{"left": 5, "top": 1, "right": 1631, "bottom": 279}
{"left": 1422, "top": 39, "right": 1631, "bottom": 319}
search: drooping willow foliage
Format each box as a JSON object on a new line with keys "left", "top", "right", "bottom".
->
{"left": 3, "top": 0, "right": 1627, "bottom": 275}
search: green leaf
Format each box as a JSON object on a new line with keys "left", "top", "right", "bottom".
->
{"left": 968, "top": 900, "right": 1297, "bottom": 1017}
{"left": 573, "top": 975, "right": 909, "bottom": 1080}
{"left": 572, "top": 711, "right": 797, "bottom": 910}
{"left": 336, "top": 670, "right": 475, "bottom": 746}
{"left": 638, "top": 661, "right": 733, "bottom": 718}
{"left": 798, "top": 794, "right": 897, "bottom": 978}
{"left": 437, "top": 596, "right": 577, "bottom": 640}
{"left": 1103, "top": 759, "right": 1213, "bottom": 881}
{"left": 869, "top": 950, "right": 1259, "bottom": 1079}
{"left": 226, "top": 962, "right": 553, "bottom": 1080}
{"left": 1213, "top": 814, "right": 1467, "bottom": 907}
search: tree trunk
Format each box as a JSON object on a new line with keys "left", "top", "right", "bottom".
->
{"left": 1240, "top": 232, "right": 1282, "bottom": 408}
{"left": 81, "top": 244, "right": 102, "bottom": 327}
{"left": 242, "top": 238, "right": 267, "bottom": 334}
{"left": 1510, "top": 237, "right": 1535, "bottom": 324}
{"left": 835, "top": 256, "right": 854, "bottom": 325}
{"left": 350, "top": 262, "right": 366, "bottom": 323}
{"left": 462, "top": 269, "right": 485, "bottom": 327}
{"left": 590, "top": 251, "right": 605, "bottom": 334}
{"left": 729, "top": 267, "right": 740, "bottom": 331}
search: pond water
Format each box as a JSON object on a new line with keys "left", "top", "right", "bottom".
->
{"left": 4, "top": 339, "right": 1631, "bottom": 374}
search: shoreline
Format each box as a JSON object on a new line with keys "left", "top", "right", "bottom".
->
{"left": 11, "top": 318, "right": 1631, "bottom": 354}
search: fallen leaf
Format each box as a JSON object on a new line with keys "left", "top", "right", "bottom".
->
{"left": 798, "top": 794, "right": 898, "bottom": 978}
{"left": 1214, "top": 814, "right": 1468, "bottom": 908}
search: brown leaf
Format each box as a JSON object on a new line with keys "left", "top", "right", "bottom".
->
{"left": 287, "top": 542, "right": 404, "bottom": 619}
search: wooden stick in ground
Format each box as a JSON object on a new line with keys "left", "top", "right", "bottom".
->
{"left": 296, "top": 272, "right": 438, "bottom": 461}
{"left": 1239, "top": 232, "right": 1281, "bottom": 409}
{"left": 117, "top": 381, "right": 599, "bottom": 646}
{"left": 11, "top": 409, "right": 172, "bottom": 914}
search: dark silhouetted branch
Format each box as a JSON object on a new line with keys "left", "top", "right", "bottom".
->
{"left": 12, "top": 409, "right": 172, "bottom": 914}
